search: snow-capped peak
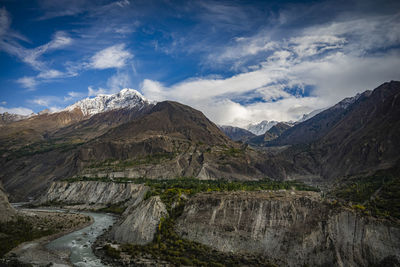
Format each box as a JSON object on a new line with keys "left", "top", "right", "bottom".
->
{"left": 246, "top": 120, "right": 279, "bottom": 135}
{"left": 65, "top": 88, "right": 152, "bottom": 116}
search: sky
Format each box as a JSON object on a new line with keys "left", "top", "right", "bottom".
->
{"left": 0, "top": 0, "right": 399, "bottom": 127}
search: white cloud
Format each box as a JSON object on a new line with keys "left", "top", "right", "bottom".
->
{"left": 17, "top": 76, "right": 37, "bottom": 90}
{"left": 210, "top": 35, "right": 278, "bottom": 63}
{"left": 141, "top": 79, "right": 167, "bottom": 101}
{"left": 289, "top": 35, "right": 346, "bottom": 58}
{"left": 90, "top": 44, "right": 133, "bottom": 69}
{"left": 0, "top": 9, "right": 73, "bottom": 88}
{"left": 106, "top": 71, "right": 131, "bottom": 90}
{"left": 302, "top": 13, "right": 400, "bottom": 55}
{"left": 63, "top": 91, "right": 85, "bottom": 101}
{"left": 32, "top": 98, "right": 51, "bottom": 106}
{"left": 115, "top": 0, "right": 130, "bottom": 8}
{"left": 22, "top": 31, "right": 72, "bottom": 71}
{"left": 142, "top": 45, "right": 400, "bottom": 127}
{"left": 85, "top": 71, "right": 133, "bottom": 97}
{"left": 88, "top": 86, "right": 108, "bottom": 97}
{"left": 47, "top": 31, "right": 73, "bottom": 49}
{"left": 37, "top": 69, "right": 64, "bottom": 79}
{"left": 0, "top": 106, "right": 34, "bottom": 116}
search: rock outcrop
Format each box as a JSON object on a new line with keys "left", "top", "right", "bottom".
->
{"left": 36, "top": 181, "right": 148, "bottom": 208}
{"left": 111, "top": 196, "right": 167, "bottom": 245}
{"left": 0, "top": 182, "right": 16, "bottom": 222}
{"left": 176, "top": 191, "right": 400, "bottom": 266}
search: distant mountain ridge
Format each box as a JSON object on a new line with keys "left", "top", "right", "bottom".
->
{"left": 268, "top": 90, "right": 373, "bottom": 146}
{"left": 297, "top": 108, "right": 325, "bottom": 123}
{"left": 1, "top": 81, "right": 399, "bottom": 201}
{"left": 246, "top": 120, "right": 278, "bottom": 135}
{"left": 273, "top": 81, "right": 400, "bottom": 182}
{"left": 219, "top": 125, "right": 255, "bottom": 141}
{"left": 248, "top": 122, "right": 292, "bottom": 145}
{"left": 0, "top": 112, "right": 32, "bottom": 125}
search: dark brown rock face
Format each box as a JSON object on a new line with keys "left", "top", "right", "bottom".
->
{"left": 262, "top": 81, "right": 400, "bottom": 182}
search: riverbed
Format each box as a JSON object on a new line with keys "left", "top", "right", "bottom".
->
{"left": 8, "top": 205, "right": 115, "bottom": 266}
{"left": 46, "top": 211, "right": 115, "bottom": 266}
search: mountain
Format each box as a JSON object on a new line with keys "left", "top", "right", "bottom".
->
{"left": 65, "top": 89, "right": 152, "bottom": 116}
{"left": 0, "top": 100, "right": 269, "bottom": 201}
{"left": 2, "top": 82, "right": 400, "bottom": 200}
{"left": 219, "top": 125, "right": 255, "bottom": 141}
{"left": 0, "top": 109, "right": 86, "bottom": 151}
{"left": 269, "top": 92, "right": 369, "bottom": 146}
{"left": 246, "top": 120, "right": 278, "bottom": 135}
{"left": 314, "top": 82, "right": 400, "bottom": 178}
{"left": 248, "top": 122, "right": 292, "bottom": 145}
{"left": 0, "top": 89, "right": 153, "bottom": 151}
{"left": 275, "top": 81, "right": 400, "bottom": 181}
{"left": 297, "top": 108, "right": 325, "bottom": 123}
{"left": 97, "top": 101, "right": 232, "bottom": 145}
{"left": 0, "top": 112, "right": 32, "bottom": 125}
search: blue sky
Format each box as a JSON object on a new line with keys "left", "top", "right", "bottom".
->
{"left": 0, "top": 0, "right": 399, "bottom": 126}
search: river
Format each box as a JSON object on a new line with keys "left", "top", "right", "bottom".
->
{"left": 11, "top": 204, "right": 115, "bottom": 267}
{"left": 46, "top": 211, "right": 115, "bottom": 267}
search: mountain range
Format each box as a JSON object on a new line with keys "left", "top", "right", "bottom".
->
{"left": 1, "top": 81, "right": 399, "bottom": 201}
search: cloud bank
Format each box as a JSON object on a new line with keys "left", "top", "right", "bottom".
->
{"left": 141, "top": 11, "right": 400, "bottom": 127}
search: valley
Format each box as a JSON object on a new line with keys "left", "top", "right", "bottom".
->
{"left": 1, "top": 82, "right": 400, "bottom": 266}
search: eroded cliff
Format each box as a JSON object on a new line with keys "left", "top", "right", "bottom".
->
{"left": 36, "top": 181, "right": 148, "bottom": 209}
{"left": 0, "top": 182, "right": 16, "bottom": 222}
{"left": 176, "top": 191, "right": 400, "bottom": 266}
{"left": 110, "top": 196, "right": 168, "bottom": 245}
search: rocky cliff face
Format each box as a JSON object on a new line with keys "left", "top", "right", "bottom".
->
{"left": 0, "top": 182, "right": 16, "bottom": 222}
{"left": 36, "top": 181, "right": 148, "bottom": 208}
{"left": 111, "top": 196, "right": 167, "bottom": 245}
{"left": 176, "top": 191, "right": 400, "bottom": 266}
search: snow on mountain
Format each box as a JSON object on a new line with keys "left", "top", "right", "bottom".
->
{"left": 296, "top": 91, "right": 371, "bottom": 123}
{"left": 0, "top": 112, "right": 33, "bottom": 124}
{"left": 246, "top": 120, "right": 279, "bottom": 135}
{"left": 297, "top": 108, "right": 326, "bottom": 123}
{"left": 65, "top": 88, "right": 153, "bottom": 116}
{"left": 332, "top": 91, "right": 371, "bottom": 110}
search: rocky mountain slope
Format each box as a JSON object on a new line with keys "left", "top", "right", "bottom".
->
{"left": 1, "top": 100, "right": 270, "bottom": 201}
{"left": 248, "top": 122, "right": 292, "bottom": 145}
{"left": 176, "top": 191, "right": 400, "bottom": 266}
{"left": 297, "top": 108, "right": 325, "bottom": 123}
{"left": 0, "top": 112, "right": 31, "bottom": 125}
{"left": 2, "top": 82, "right": 400, "bottom": 201}
{"left": 76, "top": 101, "right": 270, "bottom": 181}
{"left": 0, "top": 89, "right": 153, "bottom": 151}
{"left": 37, "top": 181, "right": 148, "bottom": 209}
{"left": 268, "top": 91, "right": 369, "bottom": 147}
{"left": 248, "top": 81, "right": 400, "bottom": 182}
{"left": 219, "top": 125, "right": 255, "bottom": 141}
